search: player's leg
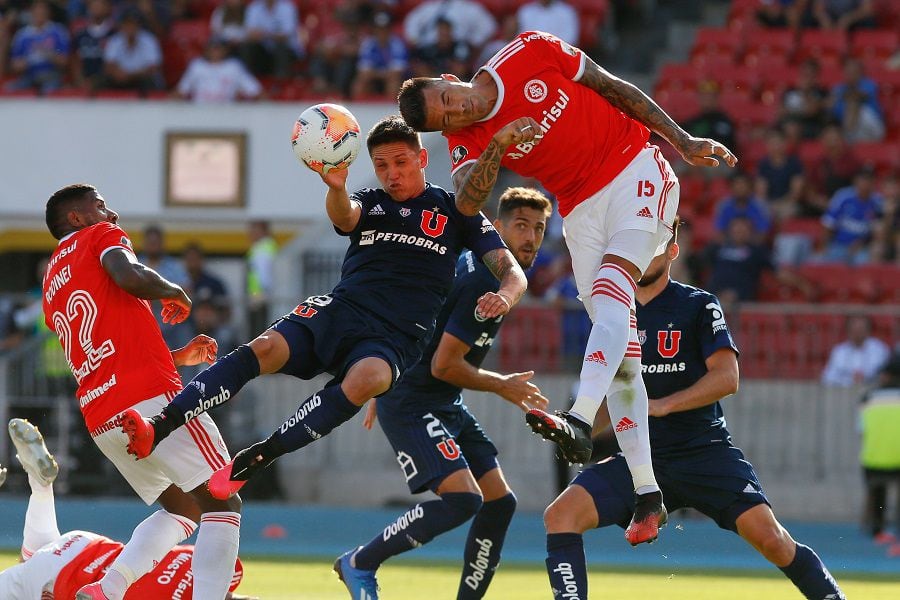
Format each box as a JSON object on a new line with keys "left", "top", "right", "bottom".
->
{"left": 457, "top": 467, "right": 517, "bottom": 600}
{"left": 9, "top": 419, "right": 61, "bottom": 560}
{"left": 735, "top": 505, "right": 845, "bottom": 599}
{"left": 186, "top": 483, "right": 243, "bottom": 600}
{"left": 123, "top": 321, "right": 293, "bottom": 457}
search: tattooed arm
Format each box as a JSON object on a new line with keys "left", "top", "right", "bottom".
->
{"left": 578, "top": 57, "right": 738, "bottom": 168}
{"left": 452, "top": 116, "right": 542, "bottom": 216}
{"left": 474, "top": 247, "right": 528, "bottom": 318}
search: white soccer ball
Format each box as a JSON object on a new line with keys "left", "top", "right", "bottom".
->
{"left": 291, "top": 103, "right": 362, "bottom": 175}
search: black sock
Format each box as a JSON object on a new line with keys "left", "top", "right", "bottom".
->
{"left": 545, "top": 532, "right": 587, "bottom": 600}
{"left": 265, "top": 385, "right": 359, "bottom": 456}
{"left": 354, "top": 492, "right": 483, "bottom": 571}
{"left": 457, "top": 493, "right": 517, "bottom": 599}
{"left": 778, "top": 543, "right": 845, "bottom": 599}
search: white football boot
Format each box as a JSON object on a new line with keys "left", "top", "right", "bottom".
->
{"left": 9, "top": 419, "right": 58, "bottom": 486}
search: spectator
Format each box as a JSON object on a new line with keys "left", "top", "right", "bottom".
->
{"left": 245, "top": 219, "right": 277, "bottom": 337}
{"left": 71, "top": 0, "right": 114, "bottom": 92}
{"left": 0, "top": 294, "right": 24, "bottom": 354}
{"left": 812, "top": 0, "right": 875, "bottom": 31}
{"left": 830, "top": 56, "right": 881, "bottom": 123}
{"left": 0, "top": 0, "right": 28, "bottom": 80}
{"left": 841, "top": 89, "right": 885, "bottom": 143}
{"left": 516, "top": 0, "right": 578, "bottom": 45}
{"left": 684, "top": 80, "right": 737, "bottom": 156}
{"left": 403, "top": 0, "right": 496, "bottom": 53}
{"left": 821, "top": 168, "right": 883, "bottom": 264}
{"left": 183, "top": 242, "right": 229, "bottom": 307}
{"left": 352, "top": 11, "right": 407, "bottom": 98}
{"left": 241, "top": 0, "right": 301, "bottom": 78}
{"left": 803, "top": 124, "right": 862, "bottom": 216}
{"left": 544, "top": 255, "right": 591, "bottom": 365}
{"left": 868, "top": 175, "right": 899, "bottom": 263}
{"left": 4, "top": 0, "right": 68, "bottom": 94}
{"left": 139, "top": 224, "right": 193, "bottom": 348}
{"left": 101, "top": 9, "right": 163, "bottom": 94}
{"left": 781, "top": 57, "right": 829, "bottom": 140}
{"left": 705, "top": 216, "right": 776, "bottom": 304}
{"left": 113, "top": 0, "right": 169, "bottom": 38}
{"left": 410, "top": 16, "right": 470, "bottom": 79}
{"left": 822, "top": 315, "right": 889, "bottom": 386}
{"left": 859, "top": 354, "right": 900, "bottom": 545}
{"left": 308, "top": 17, "right": 360, "bottom": 97}
{"left": 756, "top": 128, "right": 806, "bottom": 213}
{"left": 755, "top": 0, "right": 815, "bottom": 28}
{"left": 210, "top": 0, "right": 249, "bottom": 54}
{"left": 477, "top": 14, "right": 518, "bottom": 66}
{"left": 714, "top": 172, "right": 772, "bottom": 241}
{"left": 176, "top": 37, "right": 262, "bottom": 102}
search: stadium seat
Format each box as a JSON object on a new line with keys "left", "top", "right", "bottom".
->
{"left": 850, "top": 30, "right": 900, "bottom": 60}
{"left": 743, "top": 29, "right": 795, "bottom": 62}
{"left": 852, "top": 142, "right": 900, "bottom": 175}
{"left": 655, "top": 63, "right": 701, "bottom": 93}
{"left": 498, "top": 306, "right": 561, "bottom": 372}
{"left": 798, "top": 264, "right": 878, "bottom": 303}
{"left": 796, "top": 30, "right": 847, "bottom": 63}
{"left": 872, "top": 0, "right": 900, "bottom": 30}
{"left": 655, "top": 88, "right": 699, "bottom": 121}
{"left": 797, "top": 141, "right": 824, "bottom": 170}
{"left": 691, "top": 27, "right": 743, "bottom": 61}
{"left": 94, "top": 90, "right": 142, "bottom": 100}
{"left": 691, "top": 53, "right": 738, "bottom": 75}
{"left": 713, "top": 66, "right": 759, "bottom": 94}
{"left": 744, "top": 52, "right": 790, "bottom": 71}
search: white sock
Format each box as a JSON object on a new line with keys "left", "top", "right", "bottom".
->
{"left": 605, "top": 319, "right": 659, "bottom": 493}
{"left": 100, "top": 510, "right": 197, "bottom": 600}
{"left": 192, "top": 512, "right": 241, "bottom": 600}
{"left": 20, "top": 474, "right": 59, "bottom": 560}
{"left": 570, "top": 263, "right": 635, "bottom": 423}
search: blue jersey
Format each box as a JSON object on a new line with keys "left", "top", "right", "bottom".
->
{"left": 331, "top": 183, "right": 505, "bottom": 341}
{"left": 380, "top": 251, "right": 504, "bottom": 412}
{"left": 636, "top": 280, "right": 739, "bottom": 453}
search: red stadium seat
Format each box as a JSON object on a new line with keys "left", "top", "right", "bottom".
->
{"left": 852, "top": 142, "right": 900, "bottom": 176}
{"left": 797, "top": 141, "right": 824, "bottom": 170}
{"left": 170, "top": 19, "right": 210, "bottom": 46}
{"left": 796, "top": 30, "right": 847, "bottom": 62}
{"left": 692, "top": 27, "right": 743, "bottom": 61}
{"left": 850, "top": 30, "right": 900, "bottom": 60}
{"left": 714, "top": 66, "right": 759, "bottom": 94}
{"left": 743, "top": 29, "right": 795, "bottom": 62}
{"left": 798, "top": 264, "right": 878, "bottom": 303}
{"left": 655, "top": 88, "right": 700, "bottom": 121}
{"left": 744, "top": 52, "right": 790, "bottom": 71}
{"left": 95, "top": 89, "right": 141, "bottom": 100}
{"left": 655, "top": 63, "right": 701, "bottom": 93}
{"left": 691, "top": 53, "right": 738, "bottom": 74}
{"left": 498, "top": 306, "right": 561, "bottom": 372}
{"left": 872, "top": 0, "right": 900, "bottom": 30}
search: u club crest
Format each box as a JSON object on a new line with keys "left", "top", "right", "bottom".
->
{"left": 420, "top": 208, "right": 448, "bottom": 238}
{"left": 657, "top": 330, "right": 682, "bottom": 358}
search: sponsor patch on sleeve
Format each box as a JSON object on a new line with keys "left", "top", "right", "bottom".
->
{"left": 451, "top": 145, "right": 468, "bottom": 165}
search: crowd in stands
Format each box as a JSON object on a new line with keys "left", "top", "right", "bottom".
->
{"left": 0, "top": 0, "right": 607, "bottom": 100}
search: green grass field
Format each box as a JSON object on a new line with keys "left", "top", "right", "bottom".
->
{"left": 4, "top": 551, "right": 897, "bottom": 599}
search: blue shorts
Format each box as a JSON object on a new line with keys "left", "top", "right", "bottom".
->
{"left": 270, "top": 295, "right": 424, "bottom": 390}
{"left": 377, "top": 399, "right": 499, "bottom": 494}
{"left": 573, "top": 443, "right": 769, "bottom": 532}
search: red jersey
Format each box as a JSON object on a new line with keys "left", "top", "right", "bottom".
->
{"left": 53, "top": 538, "right": 243, "bottom": 599}
{"left": 445, "top": 31, "right": 650, "bottom": 217}
{"left": 42, "top": 222, "right": 182, "bottom": 431}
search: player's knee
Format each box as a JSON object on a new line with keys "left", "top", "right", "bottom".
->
{"left": 249, "top": 336, "right": 283, "bottom": 372}
{"left": 755, "top": 525, "right": 794, "bottom": 564}
{"left": 442, "top": 491, "right": 484, "bottom": 523}
{"left": 544, "top": 500, "right": 576, "bottom": 533}
{"left": 342, "top": 360, "right": 393, "bottom": 403}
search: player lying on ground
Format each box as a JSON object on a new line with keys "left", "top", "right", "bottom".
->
{"left": 542, "top": 220, "right": 845, "bottom": 600}
{"left": 0, "top": 419, "right": 254, "bottom": 600}
{"left": 123, "top": 116, "right": 528, "bottom": 504}
{"left": 335, "top": 187, "right": 552, "bottom": 600}
{"left": 399, "top": 30, "right": 737, "bottom": 545}
{"left": 41, "top": 185, "right": 241, "bottom": 600}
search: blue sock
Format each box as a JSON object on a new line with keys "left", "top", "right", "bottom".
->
{"left": 546, "top": 533, "right": 587, "bottom": 600}
{"left": 778, "top": 543, "right": 845, "bottom": 599}
{"left": 353, "top": 492, "right": 483, "bottom": 571}
{"left": 160, "top": 345, "right": 259, "bottom": 430}
{"left": 457, "top": 493, "right": 517, "bottom": 600}
{"left": 261, "top": 385, "right": 360, "bottom": 458}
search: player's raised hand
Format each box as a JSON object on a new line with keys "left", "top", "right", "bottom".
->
{"left": 319, "top": 164, "right": 350, "bottom": 190}
{"left": 676, "top": 135, "right": 738, "bottom": 168}
{"left": 161, "top": 287, "right": 191, "bottom": 324}
{"left": 498, "top": 371, "right": 550, "bottom": 412}
{"left": 363, "top": 398, "right": 378, "bottom": 430}
{"left": 476, "top": 291, "right": 513, "bottom": 319}
{"left": 493, "top": 117, "right": 543, "bottom": 148}
{"left": 174, "top": 334, "right": 219, "bottom": 367}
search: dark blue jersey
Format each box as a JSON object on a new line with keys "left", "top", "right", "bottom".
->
{"left": 636, "top": 279, "right": 739, "bottom": 453}
{"left": 331, "top": 183, "right": 505, "bottom": 340}
{"left": 380, "top": 251, "right": 505, "bottom": 412}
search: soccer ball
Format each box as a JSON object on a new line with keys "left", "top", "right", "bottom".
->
{"left": 291, "top": 103, "right": 362, "bottom": 175}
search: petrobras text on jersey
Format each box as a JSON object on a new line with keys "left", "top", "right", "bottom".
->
{"left": 463, "top": 537, "right": 494, "bottom": 590}
{"left": 642, "top": 362, "right": 686, "bottom": 374}
{"left": 359, "top": 230, "right": 448, "bottom": 254}
{"left": 279, "top": 394, "right": 322, "bottom": 434}
{"left": 507, "top": 88, "right": 570, "bottom": 160}
{"left": 183, "top": 385, "right": 231, "bottom": 422}
{"left": 382, "top": 504, "right": 425, "bottom": 541}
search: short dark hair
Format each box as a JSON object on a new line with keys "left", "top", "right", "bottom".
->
{"left": 45, "top": 183, "right": 96, "bottom": 239}
{"left": 397, "top": 78, "right": 437, "bottom": 132}
{"left": 366, "top": 115, "right": 421, "bottom": 153}
{"left": 497, "top": 187, "right": 552, "bottom": 220}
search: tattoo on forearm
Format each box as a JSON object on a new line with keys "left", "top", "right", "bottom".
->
{"left": 483, "top": 249, "right": 526, "bottom": 304}
{"left": 455, "top": 139, "right": 505, "bottom": 215}
{"left": 580, "top": 60, "right": 686, "bottom": 145}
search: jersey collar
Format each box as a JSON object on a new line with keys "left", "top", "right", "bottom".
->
{"left": 473, "top": 66, "right": 504, "bottom": 123}
{"left": 58, "top": 231, "right": 77, "bottom": 245}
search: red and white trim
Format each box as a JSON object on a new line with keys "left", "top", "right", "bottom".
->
{"left": 598, "top": 263, "right": 637, "bottom": 293}
{"left": 185, "top": 419, "right": 227, "bottom": 470}
{"left": 591, "top": 280, "right": 631, "bottom": 308}
{"left": 487, "top": 38, "right": 525, "bottom": 69}
{"left": 201, "top": 512, "right": 242, "bottom": 528}
{"left": 168, "top": 513, "right": 197, "bottom": 538}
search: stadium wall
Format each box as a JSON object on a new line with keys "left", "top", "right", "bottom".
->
{"left": 241, "top": 375, "right": 864, "bottom": 522}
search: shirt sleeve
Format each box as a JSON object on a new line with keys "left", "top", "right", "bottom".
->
{"left": 333, "top": 189, "right": 374, "bottom": 237}
{"left": 177, "top": 60, "right": 199, "bottom": 95}
{"left": 446, "top": 129, "right": 483, "bottom": 177}
{"left": 443, "top": 273, "right": 495, "bottom": 347}
{"left": 91, "top": 222, "right": 135, "bottom": 261}
{"left": 460, "top": 210, "right": 507, "bottom": 260}
{"left": 697, "top": 294, "right": 739, "bottom": 361}
{"left": 520, "top": 31, "right": 586, "bottom": 81}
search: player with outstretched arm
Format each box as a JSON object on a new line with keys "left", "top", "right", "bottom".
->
{"left": 542, "top": 219, "right": 845, "bottom": 600}
{"left": 398, "top": 30, "right": 737, "bottom": 544}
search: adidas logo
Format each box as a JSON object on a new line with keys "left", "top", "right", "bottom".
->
{"left": 636, "top": 206, "right": 653, "bottom": 218}
{"left": 743, "top": 483, "right": 756, "bottom": 493}
{"left": 585, "top": 350, "right": 607, "bottom": 365}
{"left": 368, "top": 204, "right": 385, "bottom": 215}
{"left": 615, "top": 417, "right": 637, "bottom": 432}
